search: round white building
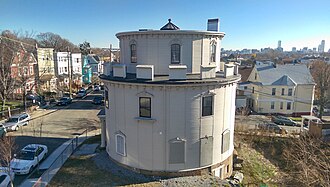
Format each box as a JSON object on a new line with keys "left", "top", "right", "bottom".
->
{"left": 100, "top": 19, "right": 240, "bottom": 179}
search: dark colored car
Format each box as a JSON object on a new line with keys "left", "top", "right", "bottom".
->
{"left": 56, "top": 97, "right": 72, "bottom": 106}
{"left": 92, "top": 96, "right": 103, "bottom": 105}
{"left": 271, "top": 115, "right": 297, "bottom": 126}
{"left": 258, "top": 123, "right": 288, "bottom": 134}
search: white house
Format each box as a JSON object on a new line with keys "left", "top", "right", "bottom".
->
{"left": 54, "top": 52, "right": 82, "bottom": 87}
{"left": 99, "top": 19, "right": 241, "bottom": 179}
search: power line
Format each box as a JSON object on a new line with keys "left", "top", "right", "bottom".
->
{"left": 238, "top": 86, "right": 314, "bottom": 105}
{"left": 0, "top": 35, "right": 36, "bottom": 48}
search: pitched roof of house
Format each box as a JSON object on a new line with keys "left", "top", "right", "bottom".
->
{"left": 238, "top": 67, "right": 253, "bottom": 82}
{"left": 256, "top": 63, "right": 314, "bottom": 85}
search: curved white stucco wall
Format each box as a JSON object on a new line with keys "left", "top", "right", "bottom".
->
{"left": 104, "top": 81, "right": 237, "bottom": 172}
{"left": 117, "top": 31, "right": 223, "bottom": 74}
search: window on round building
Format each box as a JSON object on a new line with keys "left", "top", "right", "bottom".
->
{"left": 139, "top": 97, "right": 151, "bottom": 118}
{"left": 130, "top": 44, "right": 137, "bottom": 63}
{"left": 210, "top": 42, "right": 216, "bottom": 62}
{"left": 171, "top": 44, "right": 180, "bottom": 64}
{"left": 202, "top": 95, "right": 213, "bottom": 116}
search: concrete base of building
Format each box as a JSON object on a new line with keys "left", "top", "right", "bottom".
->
{"left": 108, "top": 153, "right": 233, "bottom": 179}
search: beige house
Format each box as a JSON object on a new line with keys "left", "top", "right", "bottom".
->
{"left": 37, "top": 48, "right": 57, "bottom": 92}
{"left": 99, "top": 19, "right": 241, "bottom": 179}
{"left": 243, "top": 61, "right": 315, "bottom": 116}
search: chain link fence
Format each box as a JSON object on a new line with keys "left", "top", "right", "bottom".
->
{"left": 32, "top": 129, "right": 90, "bottom": 187}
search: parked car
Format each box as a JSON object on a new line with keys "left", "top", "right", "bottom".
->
{"left": 56, "top": 97, "right": 72, "bottom": 106}
{"left": 10, "top": 144, "right": 48, "bottom": 175}
{"left": 76, "top": 90, "right": 86, "bottom": 98}
{"left": 0, "top": 124, "right": 6, "bottom": 138}
{"left": 2, "top": 113, "right": 30, "bottom": 131}
{"left": 92, "top": 96, "right": 103, "bottom": 105}
{"left": 94, "top": 85, "right": 100, "bottom": 91}
{"left": 258, "top": 122, "right": 288, "bottom": 134}
{"left": 271, "top": 115, "right": 297, "bottom": 126}
{"left": 0, "top": 168, "right": 15, "bottom": 187}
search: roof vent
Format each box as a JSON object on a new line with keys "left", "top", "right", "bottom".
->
{"left": 160, "top": 19, "right": 180, "bottom": 30}
{"left": 169, "top": 65, "right": 187, "bottom": 80}
{"left": 113, "top": 64, "right": 126, "bottom": 78}
{"left": 136, "top": 65, "right": 154, "bottom": 80}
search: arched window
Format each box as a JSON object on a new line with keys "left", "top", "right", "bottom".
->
{"left": 130, "top": 44, "right": 137, "bottom": 63}
{"left": 171, "top": 44, "right": 180, "bottom": 64}
{"left": 115, "top": 133, "right": 126, "bottom": 156}
{"left": 210, "top": 42, "right": 216, "bottom": 62}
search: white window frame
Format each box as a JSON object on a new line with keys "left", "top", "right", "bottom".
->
{"left": 115, "top": 133, "right": 126, "bottom": 156}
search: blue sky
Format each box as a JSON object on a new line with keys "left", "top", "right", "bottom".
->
{"left": 1, "top": 0, "right": 329, "bottom": 51}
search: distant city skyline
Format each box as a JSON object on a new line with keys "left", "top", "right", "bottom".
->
{"left": 1, "top": 0, "right": 329, "bottom": 51}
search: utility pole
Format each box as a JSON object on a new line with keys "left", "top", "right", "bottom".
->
{"left": 109, "top": 44, "right": 112, "bottom": 62}
{"left": 67, "top": 47, "right": 72, "bottom": 98}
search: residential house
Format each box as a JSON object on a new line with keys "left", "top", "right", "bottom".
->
{"left": 99, "top": 19, "right": 241, "bottom": 179}
{"left": 82, "top": 56, "right": 92, "bottom": 84}
{"left": 36, "top": 48, "right": 57, "bottom": 93}
{"left": 86, "top": 55, "right": 103, "bottom": 75}
{"left": 54, "top": 52, "right": 82, "bottom": 90}
{"left": 243, "top": 61, "right": 315, "bottom": 116}
{"left": 11, "top": 44, "right": 38, "bottom": 96}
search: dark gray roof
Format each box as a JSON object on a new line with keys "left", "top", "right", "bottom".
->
{"left": 256, "top": 63, "right": 314, "bottom": 85}
{"left": 100, "top": 72, "right": 240, "bottom": 85}
{"left": 160, "top": 19, "right": 180, "bottom": 30}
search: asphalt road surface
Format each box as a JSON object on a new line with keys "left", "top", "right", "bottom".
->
{"left": 5, "top": 90, "right": 103, "bottom": 186}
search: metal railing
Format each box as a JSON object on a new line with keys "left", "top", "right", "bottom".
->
{"left": 32, "top": 129, "right": 91, "bottom": 187}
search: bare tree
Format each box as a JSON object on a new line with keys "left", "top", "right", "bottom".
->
{"left": 36, "top": 32, "right": 78, "bottom": 52}
{"left": 0, "top": 31, "right": 20, "bottom": 116}
{"left": 310, "top": 60, "right": 330, "bottom": 119}
{"left": 283, "top": 135, "right": 330, "bottom": 186}
{"left": 0, "top": 136, "right": 17, "bottom": 187}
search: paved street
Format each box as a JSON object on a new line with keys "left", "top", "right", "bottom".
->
{"left": 10, "top": 91, "right": 102, "bottom": 138}
{"left": 5, "top": 90, "right": 103, "bottom": 186}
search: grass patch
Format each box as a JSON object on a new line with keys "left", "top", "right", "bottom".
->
{"left": 83, "top": 134, "right": 101, "bottom": 144}
{"left": 235, "top": 135, "right": 285, "bottom": 186}
{"left": 49, "top": 155, "right": 122, "bottom": 187}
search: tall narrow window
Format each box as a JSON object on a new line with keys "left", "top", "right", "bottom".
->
{"left": 280, "top": 102, "right": 283, "bottom": 109}
{"left": 139, "top": 97, "right": 151, "bottom": 118}
{"left": 115, "top": 133, "right": 126, "bottom": 156}
{"left": 210, "top": 42, "right": 216, "bottom": 62}
{"left": 288, "top": 88, "right": 293, "bottom": 96}
{"left": 271, "top": 101, "right": 275, "bottom": 109}
{"left": 171, "top": 44, "right": 180, "bottom": 64}
{"left": 202, "top": 95, "right": 213, "bottom": 116}
{"left": 105, "top": 89, "right": 109, "bottom": 108}
{"left": 287, "top": 102, "right": 291, "bottom": 110}
{"left": 281, "top": 88, "right": 285, "bottom": 95}
{"left": 130, "top": 44, "right": 137, "bottom": 63}
{"left": 222, "top": 130, "right": 230, "bottom": 153}
{"left": 255, "top": 73, "right": 257, "bottom": 80}
{"left": 272, "top": 88, "right": 276, "bottom": 95}
{"left": 252, "top": 87, "right": 255, "bottom": 93}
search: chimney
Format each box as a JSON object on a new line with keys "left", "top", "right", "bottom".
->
{"left": 207, "top": 18, "right": 220, "bottom": 32}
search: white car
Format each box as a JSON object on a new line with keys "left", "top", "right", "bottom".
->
{"left": 3, "top": 113, "right": 30, "bottom": 131}
{"left": 10, "top": 144, "right": 48, "bottom": 175}
{"left": 0, "top": 167, "right": 15, "bottom": 187}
